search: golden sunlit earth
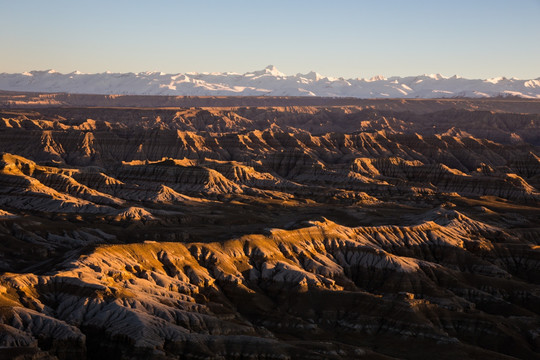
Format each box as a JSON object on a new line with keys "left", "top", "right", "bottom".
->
{"left": 0, "top": 94, "right": 539, "bottom": 359}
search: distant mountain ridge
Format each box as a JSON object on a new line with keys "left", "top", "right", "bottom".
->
{"left": 1, "top": 65, "right": 539, "bottom": 98}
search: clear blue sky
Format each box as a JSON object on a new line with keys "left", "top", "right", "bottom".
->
{"left": 1, "top": 0, "right": 539, "bottom": 78}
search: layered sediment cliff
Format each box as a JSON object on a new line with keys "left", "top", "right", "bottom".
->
{"left": 0, "top": 103, "right": 538, "bottom": 359}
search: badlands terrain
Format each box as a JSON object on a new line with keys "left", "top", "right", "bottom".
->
{"left": 0, "top": 95, "right": 539, "bottom": 359}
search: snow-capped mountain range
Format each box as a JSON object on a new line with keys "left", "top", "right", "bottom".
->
{"left": 1, "top": 65, "right": 539, "bottom": 98}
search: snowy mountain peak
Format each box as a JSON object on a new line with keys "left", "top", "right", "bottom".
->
{"left": 262, "top": 65, "right": 286, "bottom": 77}
{"left": 422, "top": 73, "right": 447, "bottom": 80}
{"left": 298, "top": 71, "right": 324, "bottom": 81}
{"left": 367, "top": 75, "right": 387, "bottom": 82}
{"left": 0, "top": 67, "right": 539, "bottom": 99}
{"left": 486, "top": 77, "right": 510, "bottom": 84}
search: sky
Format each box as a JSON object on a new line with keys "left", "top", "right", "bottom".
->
{"left": 1, "top": 0, "right": 539, "bottom": 79}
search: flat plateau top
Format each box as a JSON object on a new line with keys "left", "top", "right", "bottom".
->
{"left": 2, "top": 90, "right": 540, "bottom": 113}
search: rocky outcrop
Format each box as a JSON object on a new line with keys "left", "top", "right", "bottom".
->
{"left": 1, "top": 210, "right": 539, "bottom": 359}
{"left": 1, "top": 107, "right": 539, "bottom": 206}
{"left": 0, "top": 105, "right": 538, "bottom": 359}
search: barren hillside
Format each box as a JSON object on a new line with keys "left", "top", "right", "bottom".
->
{"left": 0, "top": 103, "right": 538, "bottom": 359}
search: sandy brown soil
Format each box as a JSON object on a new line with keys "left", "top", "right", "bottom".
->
{"left": 0, "top": 101, "right": 538, "bottom": 359}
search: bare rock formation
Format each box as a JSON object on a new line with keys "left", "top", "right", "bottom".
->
{"left": 0, "top": 103, "right": 538, "bottom": 359}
